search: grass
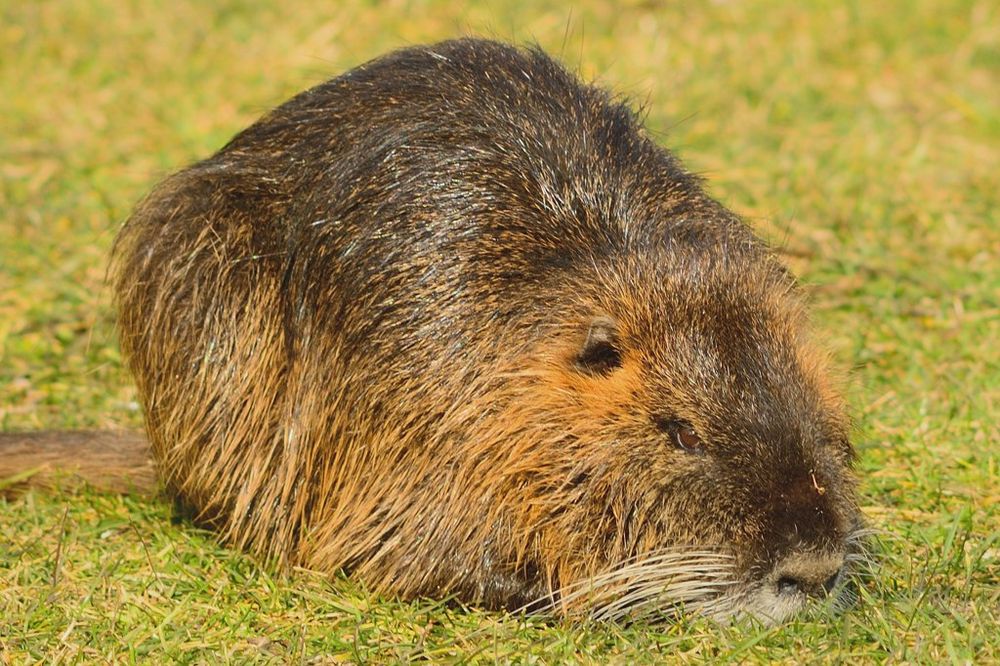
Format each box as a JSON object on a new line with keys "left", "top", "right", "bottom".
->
{"left": 1, "top": 0, "right": 997, "bottom": 662}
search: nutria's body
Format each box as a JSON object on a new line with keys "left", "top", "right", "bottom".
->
{"left": 6, "top": 39, "right": 863, "bottom": 621}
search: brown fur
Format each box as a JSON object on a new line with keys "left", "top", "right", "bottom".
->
{"left": 6, "top": 39, "right": 863, "bottom": 621}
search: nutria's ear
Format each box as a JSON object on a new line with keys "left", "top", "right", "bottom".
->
{"left": 575, "top": 316, "right": 622, "bottom": 375}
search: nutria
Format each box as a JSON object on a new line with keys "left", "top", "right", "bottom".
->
{"left": 1, "top": 38, "right": 863, "bottom": 623}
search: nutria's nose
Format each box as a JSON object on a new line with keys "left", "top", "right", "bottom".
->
{"left": 773, "top": 555, "right": 844, "bottom": 598}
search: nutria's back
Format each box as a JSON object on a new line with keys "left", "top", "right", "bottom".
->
{"left": 113, "top": 38, "right": 861, "bottom": 620}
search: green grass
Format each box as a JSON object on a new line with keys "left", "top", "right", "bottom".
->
{"left": 1, "top": 0, "right": 997, "bottom": 662}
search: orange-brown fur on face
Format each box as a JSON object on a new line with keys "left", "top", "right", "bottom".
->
{"left": 110, "top": 38, "right": 862, "bottom": 620}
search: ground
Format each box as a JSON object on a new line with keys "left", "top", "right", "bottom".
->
{"left": 1, "top": 0, "right": 997, "bottom": 662}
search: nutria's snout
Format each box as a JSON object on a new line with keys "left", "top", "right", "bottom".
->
{"left": 702, "top": 453, "right": 862, "bottom": 622}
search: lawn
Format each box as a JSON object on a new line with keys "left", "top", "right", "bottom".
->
{"left": 1, "top": 0, "right": 997, "bottom": 662}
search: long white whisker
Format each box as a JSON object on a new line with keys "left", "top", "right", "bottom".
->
{"left": 554, "top": 557, "right": 732, "bottom": 611}
{"left": 538, "top": 549, "right": 730, "bottom": 608}
{"left": 513, "top": 547, "right": 738, "bottom": 620}
{"left": 604, "top": 579, "right": 734, "bottom": 623}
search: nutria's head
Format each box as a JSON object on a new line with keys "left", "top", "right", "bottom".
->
{"left": 499, "top": 243, "right": 862, "bottom": 624}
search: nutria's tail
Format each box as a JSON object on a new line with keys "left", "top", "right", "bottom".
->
{"left": 0, "top": 430, "right": 157, "bottom": 497}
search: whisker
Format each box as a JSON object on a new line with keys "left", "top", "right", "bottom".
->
{"left": 530, "top": 548, "right": 737, "bottom": 621}
{"left": 555, "top": 560, "right": 731, "bottom": 611}
{"left": 546, "top": 549, "right": 731, "bottom": 605}
{"left": 847, "top": 526, "right": 886, "bottom": 540}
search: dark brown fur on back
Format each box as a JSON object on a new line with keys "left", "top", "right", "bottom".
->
{"left": 108, "top": 38, "right": 861, "bottom": 618}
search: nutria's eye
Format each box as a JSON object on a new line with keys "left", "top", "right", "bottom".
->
{"left": 575, "top": 316, "right": 621, "bottom": 376}
{"left": 675, "top": 425, "right": 701, "bottom": 451}
{"left": 653, "top": 418, "right": 703, "bottom": 453}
